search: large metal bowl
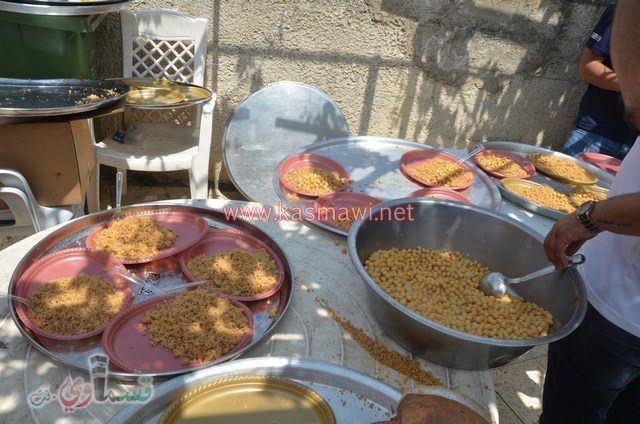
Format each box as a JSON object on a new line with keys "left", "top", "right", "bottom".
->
{"left": 347, "top": 199, "right": 587, "bottom": 370}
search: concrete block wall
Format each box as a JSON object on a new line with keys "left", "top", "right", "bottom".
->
{"left": 95, "top": 0, "right": 611, "bottom": 193}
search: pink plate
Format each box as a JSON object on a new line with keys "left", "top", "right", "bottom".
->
{"left": 472, "top": 150, "right": 536, "bottom": 179}
{"left": 178, "top": 229, "right": 285, "bottom": 301}
{"left": 13, "top": 248, "right": 133, "bottom": 341}
{"left": 313, "top": 192, "right": 382, "bottom": 233}
{"left": 85, "top": 209, "right": 209, "bottom": 264}
{"left": 278, "top": 153, "right": 350, "bottom": 197}
{"left": 578, "top": 152, "right": 621, "bottom": 175}
{"left": 102, "top": 290, "right": 254, "bottom": 374}
{"left": 400, "top": 149, "right": 474, "bottom": 190}
{"left": 406, "top": 188, "right": 472, "bottom": 204}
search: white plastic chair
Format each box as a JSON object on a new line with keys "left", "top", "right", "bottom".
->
{"left": 0, "top": 169, "right": 84, "bottom": 234}
{"left": 0, "top": 187, "right": 36, "bottom": 235}
{"left": 87, "top": 9, "right": 215, "bottom": 213}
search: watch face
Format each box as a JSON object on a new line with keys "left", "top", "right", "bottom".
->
{"left": 576, "top": 200, "right": 593, "bottom": 215}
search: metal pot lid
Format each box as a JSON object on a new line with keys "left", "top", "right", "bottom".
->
{"left": 222, "top": 81, "right": 349, "bottom": 205}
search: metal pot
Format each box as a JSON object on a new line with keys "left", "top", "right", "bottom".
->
{"left": 347, "top": 198, "right": 587, "bottom": 370}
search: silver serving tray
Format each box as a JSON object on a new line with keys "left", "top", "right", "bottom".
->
{"left": 107, "top": 357, "right": 484, "bottom": 423}
{"left": 0, "top": 78, "right": 130, "bottom": 119}
{"left": 222, "top": 81, "right": 350, "bottom": 206}
{"left": 274, "top": 136, "right": 502, "bottom": 236}
{"left": 7, "top": 204, "right": 293, "bottom": 381}
{"left": 0, "top": 0, "right": 129, "bottom": 15}
{"left": 470, "top": 141, "right": 612, "bottom": 220}
{"left": 108, "top": 357, "right": 400, "bottom": 423}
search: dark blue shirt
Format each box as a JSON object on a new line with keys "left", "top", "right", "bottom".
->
{"left": 574, "top": 3, "right": 637, "bottom": 145}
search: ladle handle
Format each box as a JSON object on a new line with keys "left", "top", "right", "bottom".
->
{"left": 0, "top": 292, "right": 31, "bottom": 307}
{"left": 511, "top": 254, "right": 585, "bottom": 284}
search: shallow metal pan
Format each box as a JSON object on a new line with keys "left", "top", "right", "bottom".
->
{"left": 0, "top": 0, "right": 129, "bottom": 15}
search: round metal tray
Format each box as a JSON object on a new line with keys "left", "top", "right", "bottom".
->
{"left": 7, "top": 204, "right": 293, "bottom": 381}
{"left": 274, "top": 136, "right": 502, "bottom": 236}
{"left": 0, "top": 0, "right": 130, "bottom": 15}
{"left": 107, "top": 356, "right": 472, "bottom": 423}
{"left": 470, "top": 141, "right": 612, "bottom": 220}
{"left": 0, "top": 78, "right": 130, "bottom": 123}
{"left": 222, "top": 81, "right": 350, "bottom": 205}
{"left": 108, "top": 357, "right": 487, "bottom": 423}
{"left": 118, "top": 79, "right": 213, "bottom": 109}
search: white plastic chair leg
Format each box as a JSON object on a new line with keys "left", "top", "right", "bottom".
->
{"left": 0, "top": 187, "right": 38, "bottom": 232}
{"left": 87, "top": 163, "right": 101, "bottom": 214}
{"left": 188, "top": 160, "right": 209, "bottom": 199}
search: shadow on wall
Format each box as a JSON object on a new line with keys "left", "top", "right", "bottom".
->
{"left": 379, "top": 0, "right": 606, "bottom": 150}
{"left": 97, "top": 1, "right": 608, "bottom": 154}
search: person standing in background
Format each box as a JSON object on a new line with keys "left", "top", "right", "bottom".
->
{"left": 561, "top": 2, "right": 636, "bottom": 160}
{"left": 539, "top": 0, "right": 640, "bottom": 422}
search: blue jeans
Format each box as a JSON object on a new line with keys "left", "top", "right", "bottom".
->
{"left": 562, "top": 126, "right": 631, "bottom": 160}
{"left": 539, "top": 303, "right": 640, "bottom": 424}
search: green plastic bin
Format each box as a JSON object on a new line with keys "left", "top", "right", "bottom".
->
{"left": 0, "top": 11, "right": 106, "bottom": 79}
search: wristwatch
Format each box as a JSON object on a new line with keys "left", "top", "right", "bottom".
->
{"left": 575, "top": 200, "right": 602, "bottom": 234}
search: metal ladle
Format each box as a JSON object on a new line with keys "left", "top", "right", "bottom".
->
{"left": 480, "top": 254, "right": 585, "bottom": 298}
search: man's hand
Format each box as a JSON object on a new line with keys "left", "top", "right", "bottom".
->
{"left": 543, "top": 212, "right": 596, "bottom": 270}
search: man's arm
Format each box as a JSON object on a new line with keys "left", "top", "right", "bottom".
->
{"left": 543, "top": 193, "right": 640, "bottom": 269}
{"left": 544, "top": 0, "right": 640, "bottom": 269}
{"left": 578, "top": 47, "right": 620, "bottom": 92}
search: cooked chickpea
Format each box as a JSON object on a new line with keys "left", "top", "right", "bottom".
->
{"left": 283, "top": 167, "right": 344, "bottom": 195}
{"left": 408, "top": 159, "right": 472, "bottom": 187}
{"left": 364, "top": 247, "right": 554, "bottom": 340}
{"left": 528, "top": 154, "right": 593, "bottom": 182}
{"left": 571, "top": 191, "right": 606, "bottom": 205}
{"left": 508, "top": 184, "right": 576, "bottom": 214}
{"left": 477, "top": 155, "right": 527, "bottom": 177}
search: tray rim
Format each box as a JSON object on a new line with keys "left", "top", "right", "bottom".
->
{"left": 7, "top": 203, "right": 293, "bottom": 381}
